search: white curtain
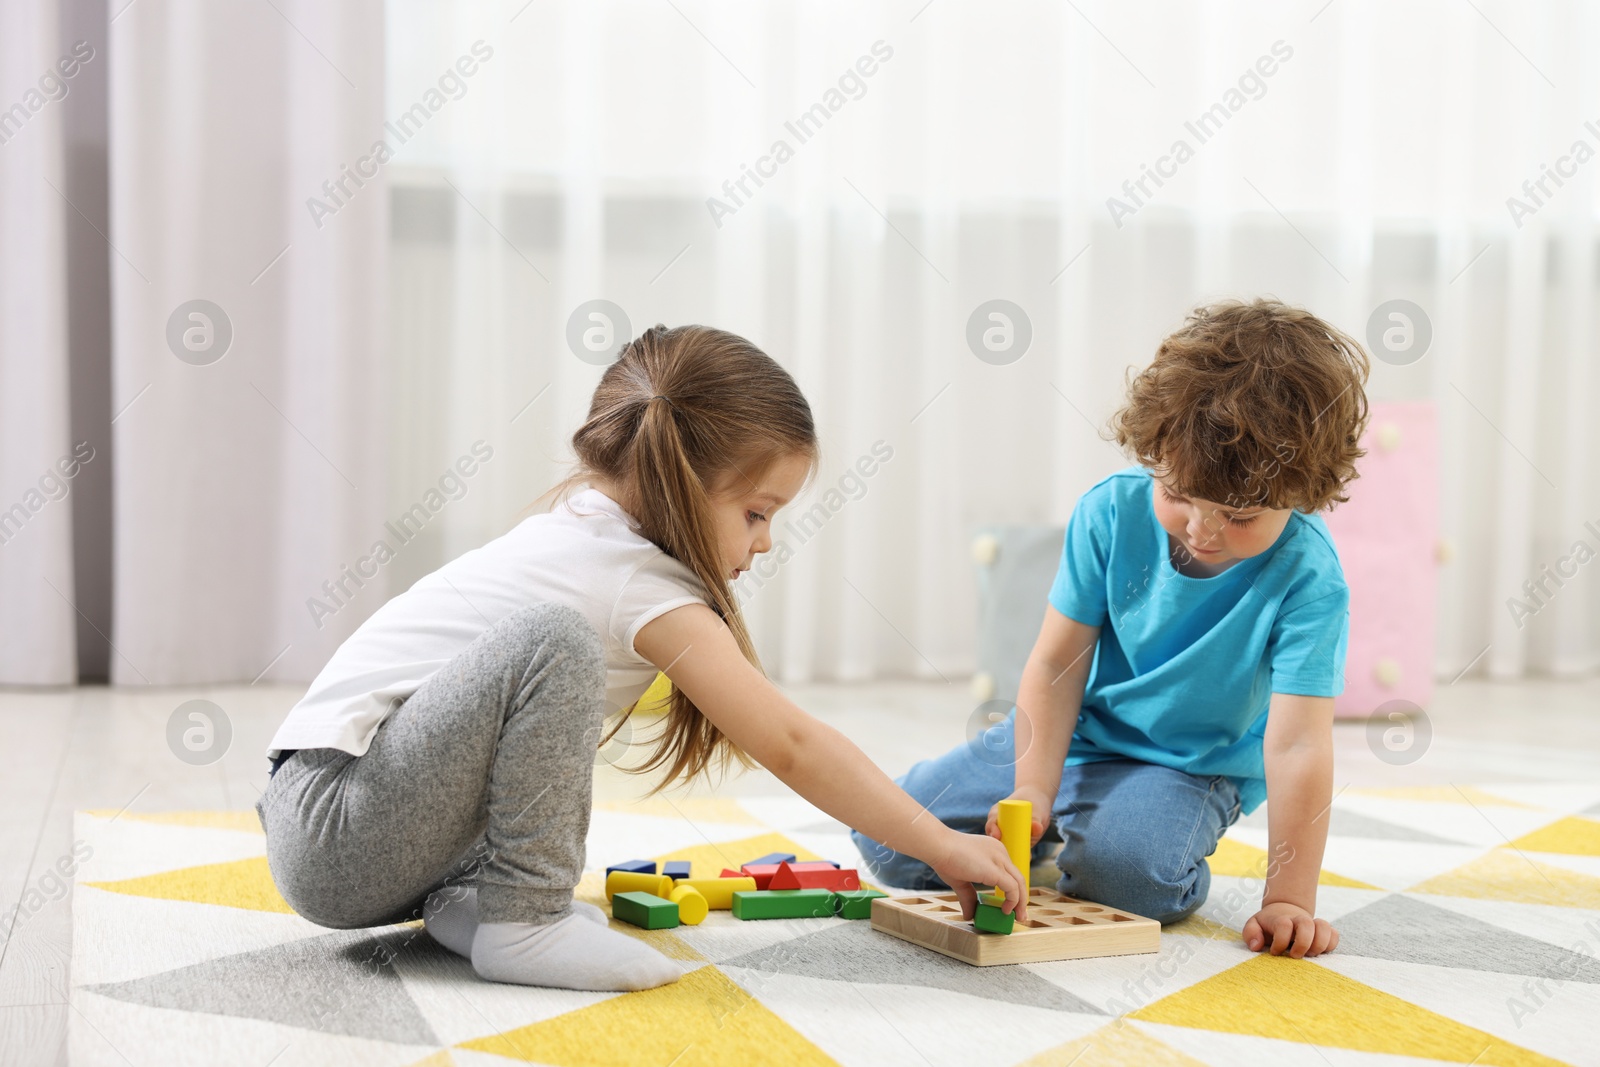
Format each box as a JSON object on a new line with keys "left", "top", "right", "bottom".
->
{"left": 383, "top": 0, "right": 1600, "bottom": 685}
{"left": 0, "top": 1, "right": 75, "bottom": 683}
{"left": 99, "top": 0, "right": 389, "bottom": 685}
{"left": 4, "top": 0, "right": 1596, "bottom": 688}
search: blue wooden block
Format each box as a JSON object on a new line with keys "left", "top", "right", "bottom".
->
{"left": 743, "top": 852, "right": 797, "bottom": 867}
{"left": 605, "top": 859, "right": 657, "bottom": 876}
{"left": 663, "top": 861, "right": 691, "bottom": 880}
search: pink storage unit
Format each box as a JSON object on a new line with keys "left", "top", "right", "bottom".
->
{"left": 1320, "top": 401, "right": 1440, "bottom": 719}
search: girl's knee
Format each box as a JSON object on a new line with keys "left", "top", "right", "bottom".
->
{"left": 503, "top": 603, "right": 605, "bottom": 672}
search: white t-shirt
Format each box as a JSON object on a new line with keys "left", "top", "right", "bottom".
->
{"left": 267, "top": 487, "right": 707, "bottom": 757}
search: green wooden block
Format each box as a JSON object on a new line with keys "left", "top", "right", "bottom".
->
{"left": 831, "top": 888, "right": 887, "bottom": 920}
{"left": 612, "top": 891, "right": 679, "bottom": 929}
{"left": 731, "top": 889, "right": 834, "bottom": 920}
{"left": 973, "top": 892, "right": 1014, "bottom": 935}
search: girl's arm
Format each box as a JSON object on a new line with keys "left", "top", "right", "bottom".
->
{"left": 635, "top": 603, "right": 1029, "bottom": 920}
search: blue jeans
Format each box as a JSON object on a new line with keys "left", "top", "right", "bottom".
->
{"left": 850, "top": 715, "right": 1242, "bottom": 924}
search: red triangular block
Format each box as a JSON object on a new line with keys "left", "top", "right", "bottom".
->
{"left": 768, "top": 861, "right": 862, "bottom": 891}
{"left": 741, "top": 860, "right": 842, "bottom": 889}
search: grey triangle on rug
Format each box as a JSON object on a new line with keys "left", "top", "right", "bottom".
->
{"left": 84, "top": 926, "right": 444, "bottom": 1044}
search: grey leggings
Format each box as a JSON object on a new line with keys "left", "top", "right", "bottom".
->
{"left": 255, "top": 602, "right": 606, "bottom": 927}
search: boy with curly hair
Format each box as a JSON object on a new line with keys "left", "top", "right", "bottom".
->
{"left": 852, "top": 298, "right": 1370, "bottom": 958}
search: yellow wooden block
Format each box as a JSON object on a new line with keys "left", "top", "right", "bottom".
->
{"left": 673, "top": 876, "right": 756, "bottom": 910}
{"left": 996, "top": 798, "right": 1032, "bottom": 901}
{"left": 604, "top": 870, "right": 672, "bottom": 902}
{"left": 668, "top": 885, "right": 709, "bottom": 925}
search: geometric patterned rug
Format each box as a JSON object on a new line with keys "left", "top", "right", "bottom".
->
{"left": 70, "top": 783, "right": 1600, "bottom": 1066}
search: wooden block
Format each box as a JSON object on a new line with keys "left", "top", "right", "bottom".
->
{"left": 605, "top": 859, "right": 657, "bottom": 876}
{"left": 870, "top": 887, "right": 1159, "bottom": 966}
{"left": 612, "top": 891, "right": 679, "bottom": 930}
{"left": 996, "top": 799, "right": 1031, "bottom": 902}
{"left": 743, "top": 852, "right": 797, "bottom": 868}
{"left": 973, "top": 893, "right": 1014, "bottom": 936}
{"left": 668, "top": 885, "right": 708, "bottom": 925}
{"left": 730, "top": 889, "right": 835, "bottom": 920}
{"left": 832, "top": 888, "right": 886, "bottom": 920}
{"left": 741, "top": 860, "right": 838, "bottom": 890}
{"left": 604, "top": 870, "right": 673, "bottom": 901}
{"left": 741, "top": 864, "right": 779, "bottom": 890}
{"left": 768, "top": 862, "right": 862, "bottom": 892}
{"left": 663, "top": 861, "right": 691, "bottom": 880}
{"left": 719, "top": 868, "right": 745, "bottom": 878}
{"left": 675, "top": 876, "right": 757, "bottom": 910}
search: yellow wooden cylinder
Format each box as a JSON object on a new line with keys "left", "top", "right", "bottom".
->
{"left": 668, "top": 885, "right": 709, "bottom": 925}
{"left": 996, "top": 798, "right": 1032, "bottom": 900}
{"left": 605, "top": 870, "right": 673, "bottom": 901}
{"left": 673, "top": 876, "right": 757, "bottom": 910}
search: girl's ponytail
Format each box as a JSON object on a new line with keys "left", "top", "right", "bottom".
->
{"left": 553, "top": 324, "right": 817, "bottom": 790}
{"left": 631, "top": 393, "right": 731, "bottom": 625}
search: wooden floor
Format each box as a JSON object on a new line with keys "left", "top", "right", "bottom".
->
{"left": 3, "top": 675, "right": 1598, "bottom": 1063}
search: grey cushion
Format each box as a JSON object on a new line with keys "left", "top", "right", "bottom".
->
{"left": 971, "top": 525, "right": 1065, "bottom": 703}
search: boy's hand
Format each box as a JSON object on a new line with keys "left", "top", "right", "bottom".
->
{"left": 1243, "top": 901, "right": 1339, "bottom": 958}
{"left": 927, "top": 829, "right": 1030, "bottom": 924}
{"left": 983, "top": 786, "right": 1052, "bottom": 845}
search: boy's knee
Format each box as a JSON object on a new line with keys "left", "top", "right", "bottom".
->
{"left": 1059, "top": 852, "right": 1208, "bottom": 925}
{"left": 850, "top": 829, "right": 947, "bottom": 891}
{"left": 1128, "top": 886, "right": 1203, "bottom": 926}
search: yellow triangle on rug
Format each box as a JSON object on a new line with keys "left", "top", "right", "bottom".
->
{"left": 1408, "top": 847, "right": 1600, "bottom": 908}
{"left": 1131, "top": 953, "right": 1565, "bottom": 1066}
{"left": 402, "top": 1051, "right": 459, "bottom": 1067}
{"left": 455, "top": 963, "right": 838, "bottom": 1066}
{"left": 1016, "top": 1019, "right": 1209, "bottom": 1066}
{"left": 1161, "top": 913, "right": 1243, "bottom": 942}
{"left": 84, "top": 856, "right": 292, "bottom": 914}
{"left": 83, "top": 809, "right": 265, "bottom": 834}
{"left": 1208, "top": 836, "right": 1380, "bottom": 890}
{"left": 1506, "top": 815, "right": 1600, "bottom": 858}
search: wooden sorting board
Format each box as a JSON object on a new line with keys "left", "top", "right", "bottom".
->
{"left": 870, "top": 886, "right": 1160, "bottom": 966}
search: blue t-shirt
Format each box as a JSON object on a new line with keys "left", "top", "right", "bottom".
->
{"left": 1048, "top": 466, "right": 1349, "bottom": 814}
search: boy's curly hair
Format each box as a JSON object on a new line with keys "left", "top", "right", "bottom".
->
{"left": 1107, "top": 298, "right": 1371, "bottom": 513}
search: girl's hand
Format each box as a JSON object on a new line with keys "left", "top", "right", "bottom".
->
{"left": 927, "top": 829, "right": 1030, "bottom": 923}
{"left": 984, "top": 786, "right": 1052, "bottom": 845}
